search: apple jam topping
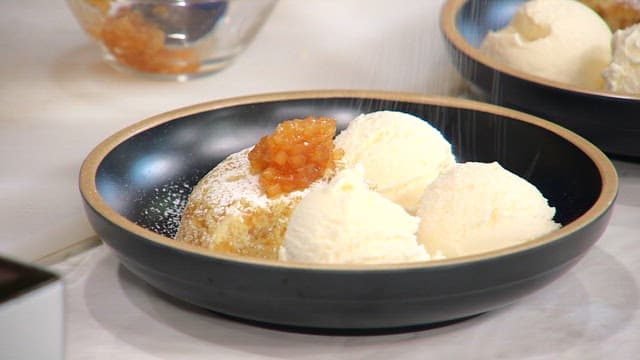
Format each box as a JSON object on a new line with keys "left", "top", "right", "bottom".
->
{"left": 248, "top": 116, "right": 344, "bottom": 197}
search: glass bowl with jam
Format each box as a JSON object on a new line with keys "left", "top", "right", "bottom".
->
{"left": 66, "top": 0, "right": 278, "bottom": 80}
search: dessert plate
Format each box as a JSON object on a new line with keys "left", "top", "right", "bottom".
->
{"left": 441, "top": 0, "right": 640, "bottom": 158}
{"left": 79, "top": 90, "right": 617, "bottom": 330}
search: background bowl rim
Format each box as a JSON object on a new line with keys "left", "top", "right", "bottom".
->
{"left": 440, "top": 0, "right": 640, "bottom": 101}
{"left": 79, "top": 89, "right": 618, "bottom": 272}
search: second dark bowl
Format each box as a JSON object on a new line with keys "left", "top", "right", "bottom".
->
{"left": 441, "top": 0, "right": 640, "bottom": 158}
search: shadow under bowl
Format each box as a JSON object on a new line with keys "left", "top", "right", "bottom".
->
{"left": 441, "top": 0, "right": 640, "bottom": 158}
{"left": 79, "top": 90, "right": 617, "bottom": 330}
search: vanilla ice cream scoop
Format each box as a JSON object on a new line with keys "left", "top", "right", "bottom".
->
{"left": 279, "top": 166, "right": 430, "bottom": 264}
{"left": 334, "top": 111, "right": 455, "bottom": 214}
{"left": 480, "top": 0, "right": 612, "bottom": 89}
{"left": 603, "top": 24, "right": 640, "bottom": 94}
{"left": 417, "top": 162, "right": 560, "bottom": 258}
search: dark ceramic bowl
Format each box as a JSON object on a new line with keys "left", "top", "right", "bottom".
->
{"left": 79, "top": 90, "right": 617, "bottom": 330}
{"left": 441, "top": 0, "right": 640, "bottom": 158}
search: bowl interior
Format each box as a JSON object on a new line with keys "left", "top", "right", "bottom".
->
{"left": 95, "top": 95, "right": 603, "bottom": 243}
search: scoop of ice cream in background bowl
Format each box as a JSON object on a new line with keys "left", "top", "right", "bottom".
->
{"left": 478, "top": 0, "right": 612, "bottom": 90}
{"left": 603, "top": 23, "right": 640, "bottom": 94}
{"left": 66, "top": 0, "right": 278, "bottom": 80}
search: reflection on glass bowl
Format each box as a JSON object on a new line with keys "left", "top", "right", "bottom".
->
{"left": 66, "top": 0, "right": 278, "bottom": 80}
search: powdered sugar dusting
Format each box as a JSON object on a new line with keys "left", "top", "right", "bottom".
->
{"left": 188, "top": 148, "right": 307, "bottom": 220}
{"left": 139, "top": 179, "right": 193, "bottom": 237}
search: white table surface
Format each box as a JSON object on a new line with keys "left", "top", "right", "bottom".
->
{"left": 2, "top": 0, "right": 640, "bottom": 358}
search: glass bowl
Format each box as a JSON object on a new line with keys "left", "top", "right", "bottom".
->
{"left": 66, "top": 0, "right": 278, "bottom": 80}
